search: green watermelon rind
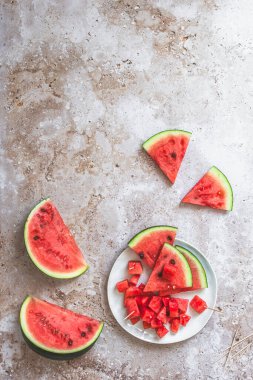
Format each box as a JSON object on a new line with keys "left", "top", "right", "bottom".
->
{"left": 209, "top": 166, "right": 233, "bottom": 211}
{"left": 128, "top": 225, "right": 178, "bottom": 248}
{"left": 175, "top": 245, "right": 208, "bottom": 288}
{"left": 142, "top": 130, "right": 192, "bottom": 151}
{"left": 24, "top": 198, "right": 89, "bottom": 279}
{"left": 20, "top": 296, "right": 104, "bottom": 359}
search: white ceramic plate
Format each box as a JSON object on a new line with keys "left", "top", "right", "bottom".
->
{"left": 107, "top": 239, "right": 217, "bottom": 344}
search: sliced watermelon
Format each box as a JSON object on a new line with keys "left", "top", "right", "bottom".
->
{"left": 175, "top": 245, "right": 208, "bottom": 290}
{"left": 157, "top": 306, "right": 167, "bottom": 324}
{"left": 144, "top": 244, "right": 192, "bottom": 293}
{"left": 128, "top": 225, "right": 178, "bottom": 268}
{"left": 179, "top": 314, "right": 191, "bottom": 326}
{"left": 190, "top": 295, "right": 207, "bottom": 314}
{"left": 156, "top": 325, "right": 169, "bottom": 338}
{"left": 170, "top": 318, "right": 180, "bottom": 333}
{"left": 20, "top": 296, "right": 103, "bottom": 360}
{"left": 148, "top": 296, "right": 162, "bottom": 314}
{"left": 128, "top": 261, "right": 143, "bottom": 275}
{"left": 143, "top": 130, "right": 192, "bottom": 184}
{"left": 24, "top": 198, "right": 88, "bottom": 279}
{"left": 182, "top": 166, "right": 233, "bottom": 211}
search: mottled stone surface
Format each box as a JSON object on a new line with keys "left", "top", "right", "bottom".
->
{"left": 1, "top": 0, "right": 253, "bottom": 379}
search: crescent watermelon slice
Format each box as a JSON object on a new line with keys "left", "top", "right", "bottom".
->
{"left": 182, "top": 166, "right": 233, "bottom": 211}
{"left": 143, "top": 130, "right": 192, "bottom": 184}
{"left": 24, "top": 198, "right": 88, "bottom": 279}
{"left": 144, "top": 244, "right": 192, "bottom": 293}
{"left": 128, "top": 226, "right": 178, "bottom": 268}
{"left": 20, "top": 296, "right": 103, "bottom": 360}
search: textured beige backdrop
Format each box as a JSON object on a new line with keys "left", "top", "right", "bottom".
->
{"left": 1, "top": 0, "right": 253, "bottom": 379}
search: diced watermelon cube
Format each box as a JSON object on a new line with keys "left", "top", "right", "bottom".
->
{"left": 190, "top": 295, "right": 207, "bottom": 314}
{"left": 179, "top": 314, "right": 191, "bottom": 326}
{"left": 139, "top": 296, "right": 150, "bottom": 306}
{"left": 125, "top": 298, "right": 140, "bottom": 317}
{"left": 129, "top": 275, "right": 140, "bottom": 286}
{"left": 125, "top": 286, "right": 142, "bottom": 298}
{"left": 128, "top": 261, "right": 143, "bottom": 275}
{"left": 173, "top": 298, "right": 189, "bottom": 314}
{"left": 151, "top": 318, "right": 163, "bottom": 329}
{"left": 162, "top": 296, "right": 171, "bottom": 307}
{"left": 148, "top": 296, "right": 162, "bottom": 314}
{"left": 170, "top": 318, "right": 180, "bottom": 333}
{"left": 157, "top": 306, "right": 167, "bottom": 324}
{"left": 116, "top": 279, "right": 129, "bottom": 293}
{"left": 156, "top": 325, "right": 169, "bottom": 338}
{"left": 130, "top": 317, "right": 140, "bottom": 325}
{"left": 138, "top": 283, "right": 145, "bottom": 291}
{"left": 141, "top": 307, "right": 155, "bottom": 323}
{"left": 143, "top": 321, "right": 151, "bottom": 329}
{"left": 169, "top": 299, "right": 179, "bottom": 318}
{"left": 162, "top": 264, "right": 177, "bottom": 280}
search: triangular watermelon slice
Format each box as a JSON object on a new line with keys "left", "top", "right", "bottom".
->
{"left": 143, "top": 130, "right": 192, "bottom": 184}
{"left": 144, "top": 244, "right": 192, "bottom": 293}
{"left": 182, "top": 166, "right": 233, "bottom": 211}
{"left": 128, "top": 226, "right": 178, "bottom": 268}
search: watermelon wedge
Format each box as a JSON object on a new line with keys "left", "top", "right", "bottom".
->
{"left": 144, "top": 244, "right": 192, "bottom": 293}
{"left": 20, "top": 296, "right": 103, "bottom": 360}
{"left": 128, "top": 225, "right": 178, "bottom": 268}
{"left": 182, "top": 166, "right": 233, "bottom": 211}
{"left": 24, "top": 198, "right": 88, "bottom": 279}
{"left": 175, "top": 245, "right": 208, "bottom": 291}
{"left": 143, "top": 130, "right": 192, "bottom": 184}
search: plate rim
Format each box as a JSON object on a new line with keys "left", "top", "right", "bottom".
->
{"left": 107, "top": 239, "right": 217, "bottom": 345}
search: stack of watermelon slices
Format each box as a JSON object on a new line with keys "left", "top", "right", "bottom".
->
{"left": 116, "top": 226, "right": 209, "bottom": 338}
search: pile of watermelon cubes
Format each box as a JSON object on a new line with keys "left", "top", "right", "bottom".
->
{"left": 116, "top": 260, "right": 193, "bottom": 338}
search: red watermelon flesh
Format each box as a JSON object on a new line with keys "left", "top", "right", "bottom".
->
{"left": 156, "top": 325, "right": 169, "bottom": 338}
{"left": 143, "top": 130, "right": 192, "bottom": 184}
{"left": 20, "top": 296, "right": 103, "bottom": 354}
{"left": 182, "top": 166, "right": 233, "bottom": 211}
{"left": 25, "top": 199, "right": 88, "bottom": 279}
{"left": 128, "top": 226, "right": 178, "bottom": 268}
{"left": 144, "top": 244, "right": 192, "bottom": 293}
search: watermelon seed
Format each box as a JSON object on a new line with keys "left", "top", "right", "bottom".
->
{"left": 139, "top": 252, "right": 144, "bottom": 259}
{"left": 81, "top": 332, "right": 86, "bottom": 337}
{"left": 170, "top": 259, "right": 176, "bottom": 265}
{"left": 167, "top": 236, "right": 172, "bottom": 241}
{"left": 171, "top": 152, "right": 177, "bottom": 159}
{"left": 68, "top": 339, "right": 73, "bottom": 346}
{"left": 33, "top": 236, "right": 39, "bottom": 240}
{"left": 40, "top": 208, "right": 47, "bottom": 212}
{"left": 158, "top": 271, "right": 163, "bottom": 278}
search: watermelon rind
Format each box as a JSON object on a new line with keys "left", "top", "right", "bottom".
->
{"left": 209, "top": 166, "right": 233, "bottom": 211}
{"left": 24, "top": 198, "right": 89, "bottom": 279}
{"left": 142, "top": 130, "right": 192, "bottom": 151}
{"left": 128, "top": 225, "right": 178, "bottom": 248}
{"left": 175, "top": 245, "right": 208, "bottom": 288}
{"left": 20, "top": 296, "right": 104, "bottom": 359}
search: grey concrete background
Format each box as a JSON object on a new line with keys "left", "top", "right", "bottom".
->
{"left": 1, "top": 0, "right": 253, "bottom": 379}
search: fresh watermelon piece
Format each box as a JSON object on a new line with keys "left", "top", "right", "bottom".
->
{"left": 138, "top": 283, "right": 146, "bottom": 291}
{"left": 170, "top": 318, "right": 180, "bottom": 333}
{"left": 148, "top": 296, "right": 163, "bottom": 314}
{"left": 20, "top": 296, "right": 103, "bottom": 360}
{"left": 143, "top": 130, "right": 192, "bottom": 184}
{"left": 125, "top": 298, "right": 140, "bottom": 317}
{"left": 157, "top": 306, "right": 167, "bottom": 324}
{"left": 129, "top": 275, "right": 140, "bottom": 286}
{"left": 179, "top": 314, "right": 191, "bottom": 326}
{"left": 169, "top": 299, "right": 179, "bottom": 318}
{"left": 156, "top": 326, "right": 169, "bottom": 338}
{"left": 139, "top": 296, "right": 150, "bottom": 306}
{"left": 116, "top": 280, "right": 129, "bottom": 293}
{"left": 162, "top": 297, "right": 171, "bottom": 307}
{"left": 190, "top": 295, "right": 207, "bottom": 314}
{"left": 143, "top": 321, "right": 151, "bottom": 329}
{"left": 128, "top": 225, "right": 178, "bottom": 268}
{"left": 151, "top": 318, "right": 163, "bottom": 329}
{"left": 144, "top": 244, "right": 192, "bottom": 293}
{"left": 128, "top": 261, "right": 143, "bottom": 275}
{"left": 175, "top": 246, "right": 208, "bottom": 290}
{"left": 173, "top": 298, "right": 189, "bottom": 314}
{"left": 125, "top": 286, "right": 142, "bottom": 298}
{"left": 182, "top": 166, "right": 233, "bottom": 211}
{"left": 141, "top": 307, "right": 156, "bottom": 323}
{"left": 24, "top": 199, "right": 88, "bottom": 279}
